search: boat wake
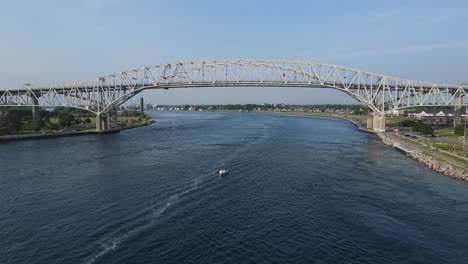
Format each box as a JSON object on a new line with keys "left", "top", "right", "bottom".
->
{"left": 85, "top": 239, "right": 120, "bottom": 264}
{"left": 83, "top": 176, "right": 205, "bottom": 264}
{"left": 83, "top": 129, "right": 269, "bottom": 264}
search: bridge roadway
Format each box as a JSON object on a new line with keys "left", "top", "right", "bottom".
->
{"left": 0, "top": 59, "right": 466, "bottom": 132}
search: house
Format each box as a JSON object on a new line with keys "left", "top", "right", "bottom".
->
{"left": 406, "top": 109, "right": 455, "bottom": 126}
{"left": 407, "top": 109, "right": 454, "bottom": 119}
{"left": 421, "top": 115, "right": 454, "bottom": 126}
{"left": 387, "top": 109, "right": 405, "bottom": 116}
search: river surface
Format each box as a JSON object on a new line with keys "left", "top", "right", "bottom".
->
{"left": 1, "top": 111, "right": 468, "bottom": 264}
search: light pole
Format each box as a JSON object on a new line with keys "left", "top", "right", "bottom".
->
{"left": 460, "top": 83, "right": 467, "bottom": 149}
{"left": 464, "top": 106, "right": 467, "bottom": 149}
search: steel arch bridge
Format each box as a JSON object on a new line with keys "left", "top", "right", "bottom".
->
{"left": 1, "top": 59, "right": 466, "bottom": 131}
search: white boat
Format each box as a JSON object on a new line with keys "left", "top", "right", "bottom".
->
{"left": 218, "top": 169, "right": 229, "bottom": 176}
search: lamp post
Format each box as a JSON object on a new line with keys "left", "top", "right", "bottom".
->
{"left": 464, "top": 106, "right": 467, "bottom": 149}
{"left": 460, "top": 84, "right": 467, "bottom": 149}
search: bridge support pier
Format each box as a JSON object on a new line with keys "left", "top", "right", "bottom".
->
{"left": 109, "top": 109, "right": 118, "bottom": 129}
{"left": 96, "top": 114, "right": 109, "bottom": 132}
{"left": 367, "top": 110, "right": 386, "bottom": 132}
{"left": 96, "top": 110, "right": 118, "bottom": 132}
{"left": 454, "top": 93, "right": 464, "bottom": 127}
{"left": 367, "top": 112, "right": 374, "bottom": 130}
{"left": 107, "top": 109, "right": 117, "bottom": 129}
{"left": 31, "top": 95, "right": 40, "bottom": 120}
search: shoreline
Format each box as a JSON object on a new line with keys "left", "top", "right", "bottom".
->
{"left": 258, "top": 111, "right": 467, "bottom": 182}
{"left": 0, "top": 119, "right": 155, "bottom": 143}
{"left": 377, "top": 133, "right": 468, "bottom": 182}
{"left": 247, "top": 110, "right": 376, "bottom": 134}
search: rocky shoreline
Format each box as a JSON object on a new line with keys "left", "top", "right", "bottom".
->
{"left": 377, "top": 133, "right": 468, "bottom": 182}
{"left": 408, "top": 152, "right": 468, "bottom": 182}
{"left": 253, "top": 111, "right": 468, "bottom": 181}
{"left": 268, "top": 111, "right": 468, "bottom": 182}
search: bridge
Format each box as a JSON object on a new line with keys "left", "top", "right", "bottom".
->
{"left": 1, "top": 59, "right": 466, "bottom": 132}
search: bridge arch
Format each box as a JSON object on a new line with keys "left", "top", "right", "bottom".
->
{"left": 1, "top": 59, "right": 466, "bottom": 132}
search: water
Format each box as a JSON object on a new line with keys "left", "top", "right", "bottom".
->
{"left": 1, "top": 111, "right": 468, "bottom": 264}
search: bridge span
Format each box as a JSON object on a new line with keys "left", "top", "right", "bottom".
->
{"left": 1, "top": 59, "right": 466, "bottom": 132}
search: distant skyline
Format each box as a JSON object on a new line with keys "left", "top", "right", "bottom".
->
{"left": 1, "top": 0, "right": 468, "bottom": 105}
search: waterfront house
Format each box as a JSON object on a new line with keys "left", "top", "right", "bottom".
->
{"left": 407, "top": 109, "right": 455, "bottom": 126}
{"left": 408, "top": 109, "right": 454, "bottom": 119}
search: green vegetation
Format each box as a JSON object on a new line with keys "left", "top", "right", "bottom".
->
{"left": 120, "top": 109, "right": 147, "bottom": 119}
{"left": 0, "top": 107, "right": 95, "bottom": 135}
{"left": 158, "top": 104, "right": 365, "bottom": 114}
{"left": 0, "top": 106, "right": 151, "bottom": 136}
{"left": 432, "top": 127, "right": 459, "bottom": 140}
{"left": 45, "top": 123, "right": 60, "bottom": 131}
{"left": 436, "top": 151, "right": 468, "bottom": 167}
{"left": 454, "top": 124, "right": 465, "bottom": 136}
{"left": 118, "top": 109, "right": 150, "bottom": 126}
{"left": 0, "top": 107, "right": 34, "bottom": 135}
{"left": 412, "top": 122, "right": 434, "bottom": 135}
{"left": 31, "top": 119, "right": 46, "bottom": 131}
{"left": 57, "top": 111, "right": 75, "bottom": 127}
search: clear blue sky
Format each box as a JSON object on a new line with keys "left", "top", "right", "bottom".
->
{"left": 1, "top": 0, "right": 467, "bottom": 105}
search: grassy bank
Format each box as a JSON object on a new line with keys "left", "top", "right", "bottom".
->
{"left": 1, "top": 115, "right": 151, "bottom": 136}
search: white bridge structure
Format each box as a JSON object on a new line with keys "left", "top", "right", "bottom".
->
{"left": 1, "top": 59, "right": 466, "bottom": 132}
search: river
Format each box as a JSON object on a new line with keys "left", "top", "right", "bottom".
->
{"left": 1, "top": 111, "right": 467, "bottom": 264}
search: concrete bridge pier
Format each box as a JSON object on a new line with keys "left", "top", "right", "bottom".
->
{"left": 454, "top": 93, "right": 464, "bottom": 127}
{"left": 31, "top": 94, "right": 40, "bottom": 120}
{"left": 96, "top": 110, "right": 118, "bottom": 132}
{"left": 367, "top": 110, "right": 386, "bottom": 132}
{"left": 367, "top": 112, "right": 374, "bottom": 130}
{"left": 96, "top": 114, "right": 109, "bottom": 132}
{"left": 109, "top": 109, "right": 118, "bottom": 129}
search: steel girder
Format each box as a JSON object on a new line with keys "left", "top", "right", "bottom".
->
{"left": 0, "top": 59, "right": 466, "bottom": 114}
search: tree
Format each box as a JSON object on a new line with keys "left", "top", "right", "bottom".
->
{"left": 45, "top": 123, "right": 60, "bottom": 131}
{"left": 0, "top": 128, "right": 9, "bottom": 135}
{"left": 84, "top": 117, "right": 92, "bottom": 124}
{"left": 6, "top": 111, "right": 22, "bottom": 132}
{"left": 413, "top": 122, "right": 434, "bottom": 135}
{"left": 58, "top": 112, "right": 75, "bottom": 126}
{"left": 454, "top": 124, "right": 465, "bottom": 136}
{"left": 31, "top": 119, "right": 46, "bottom": 131}
{"left": 419, "top": 124, "right": 434, "bottom": 135}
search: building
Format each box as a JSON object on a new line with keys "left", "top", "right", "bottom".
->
{"left": 421, "top": 116, "right": 454, "bottom": 126}
{"left": 408, "top": 109, "right": 454, "bottom": 119}
{"left": 387, "top": 109, "right": 405, "bottom": 116}
{"left": 407, "top": 109, "right": 455, "bottom": 126}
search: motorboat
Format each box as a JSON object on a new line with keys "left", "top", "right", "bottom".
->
{"left": 218, "top": 169, "right": 229, "bottom": 176}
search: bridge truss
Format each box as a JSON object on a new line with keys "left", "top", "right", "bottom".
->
{"left": 1, "top": 59, "right": 466, "bottom": 130}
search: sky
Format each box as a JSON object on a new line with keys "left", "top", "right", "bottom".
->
{"left": 1, "top": 0, "right": 468, "bottom": 105}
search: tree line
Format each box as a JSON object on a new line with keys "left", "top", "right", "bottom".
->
{"left": 0, "top": 107, "right": 92, "bottom": 135}
{"left": 156, "top": 104, "right": 364, "bottom": 113}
